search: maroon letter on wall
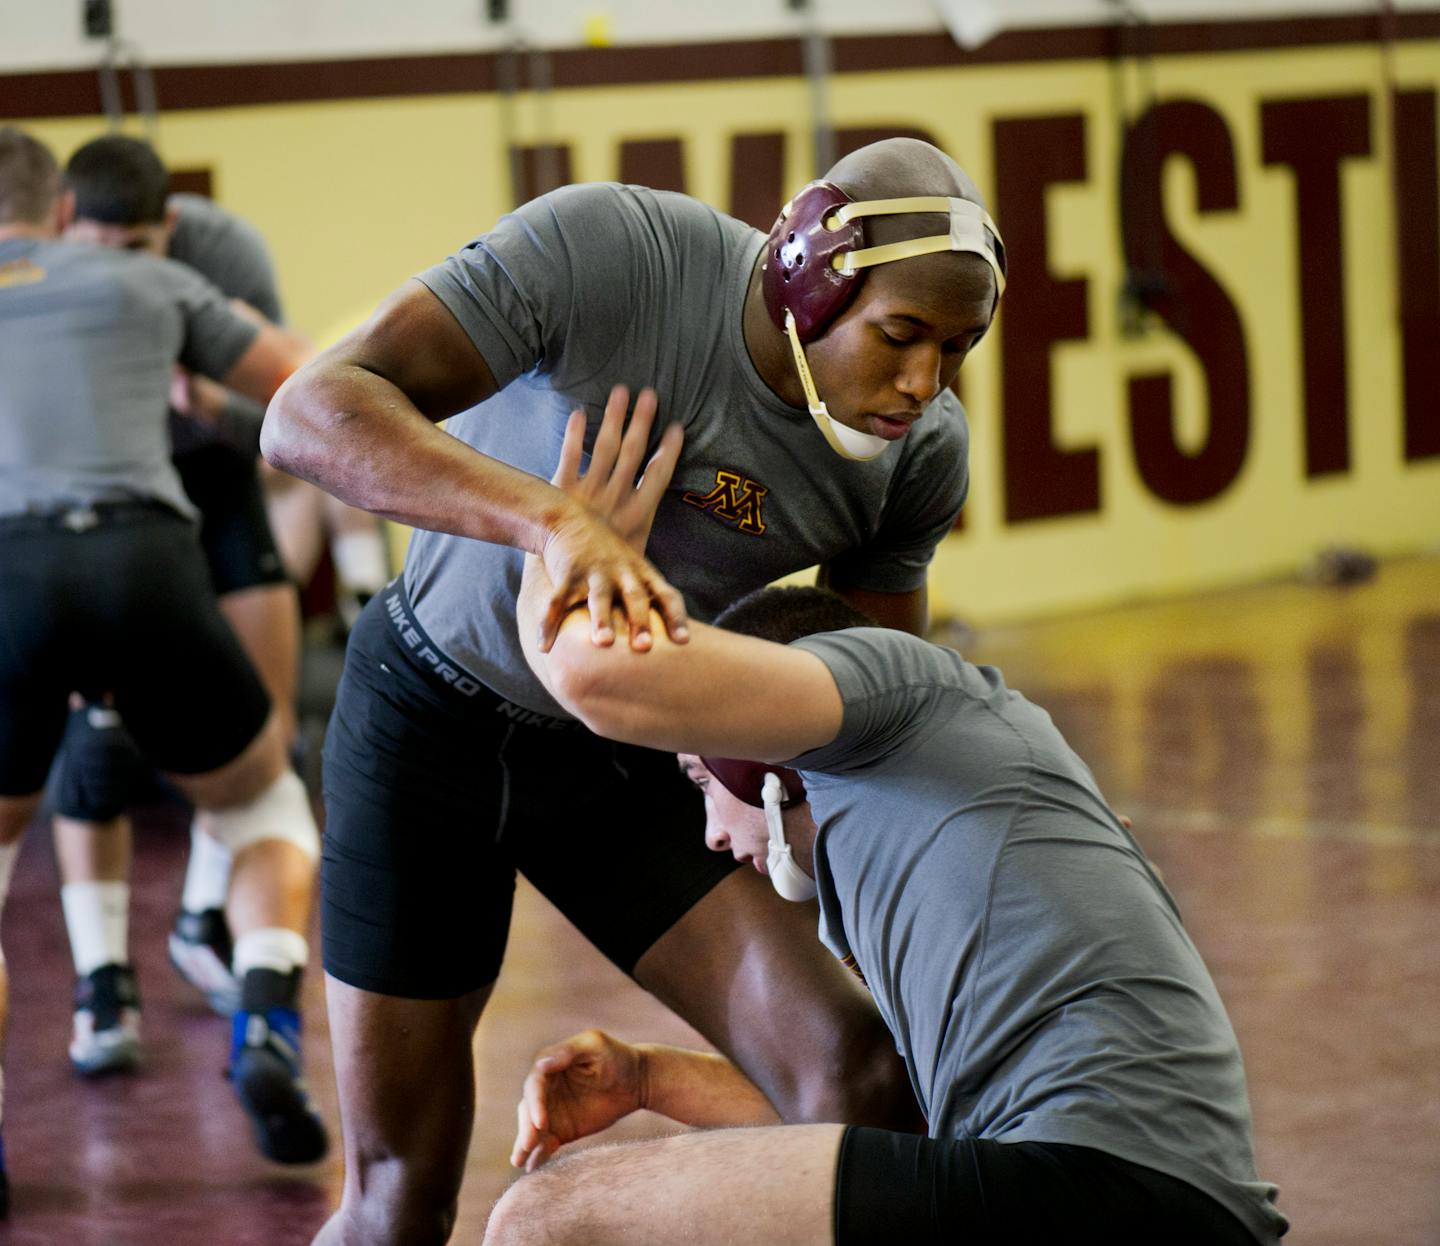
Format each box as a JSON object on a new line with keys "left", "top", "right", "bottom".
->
{"left": 1261, "top": 95, "right": 1372, "bottom": 477}
{"left": 1394, "top": 89, "right": 1440, "bottom": 462}
{"left": 994, "top": 114, "right": 1099, "bottom": 523}
{"left": 1122, "top": 100, "right": 1251, "bottom": 505}
{"left": 728, "top": 133, "right": 786, "bottom": 230}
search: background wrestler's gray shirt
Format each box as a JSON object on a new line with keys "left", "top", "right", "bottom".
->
{"left": 0, "top": 237, "right": 258, "bottom": 519}
{"left": 789, "top": 628, "right": 1288, "bottom": 1245}
{"left": 411, "top": 182, "right": 969, "bottom": 715}
{"left": 166, "top": 193, "right": 283, "bottom": 456}
{"left": 168, "top": 193, "right": 284, "bottom": 323}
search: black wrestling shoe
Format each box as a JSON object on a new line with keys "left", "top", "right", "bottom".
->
{"left": 168, "top": 907, "right": 239, "bottom": 1016}
{"left": 229, "top": 1007, "right": 329, "bottom": 1165}
{"left": 69, "top": 963, "right": 142, "bottom": 1077}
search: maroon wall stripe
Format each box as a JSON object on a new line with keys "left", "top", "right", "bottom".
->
{"left": 1261, "top": 95, "right": 1373, "bottom": 479}
{"left": 995, "top": 113, "right": 1100, "bottom": 524}
{"left": 618, "top": 138, "right": 686, "bottom": 193}
{"left": 1123, "top": 99, "right": 1251, "bottom": 506}
{"left": 1394, "top": 89, "right": 1440, "bottom": 462}
{"left": 5, "top": 14, "right": 1440, "bottom": 119}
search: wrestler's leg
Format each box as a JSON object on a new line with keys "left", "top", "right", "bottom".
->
{"left": 484, "top": 1123, "right": 843, "bottom": 1246}
{"left": 312, "top": 982, "right": 490, "bottom": 1246}
{"left": 220, "top": 582, "right": 302, "bottom": 748}
{"left": 312, "top": 589, "right": 520, "bottom": 1237}
{"left": 633, "top": 870, "right": 924, "bottom": 1132}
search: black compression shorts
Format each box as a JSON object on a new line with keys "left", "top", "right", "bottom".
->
{"left": 319, "top": 583, "right": 741, "bottom": 998}
{"left": 174, "top": 442, "right": 288, "bottom": 595}
{"left": 0, "top": 503, "right": 271, "bottom": 796}
{"left": 835, "top": 1128, "right": 1267, "bottom": 1245}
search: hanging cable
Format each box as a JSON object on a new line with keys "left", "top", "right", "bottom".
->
{"left": 788, "top": 0, "right": 834, "bottom": 177}
{"left": 1109, "top": 0, "right": 1170, "bottom": 339}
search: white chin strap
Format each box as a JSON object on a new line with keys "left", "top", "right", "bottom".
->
{"left": 783, "top": 310, "right": 892, "bottom": 462}
{"left": 782, "top": 196, "right": 1005, "bottom": 464}
{"left": 762, "top": 772, "right": 817, "bottom": 903}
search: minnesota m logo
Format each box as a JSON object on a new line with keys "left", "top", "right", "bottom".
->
{"left": 682, "top": 470, "right": 768, "bottom": 535}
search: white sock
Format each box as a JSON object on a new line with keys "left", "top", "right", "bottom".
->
{"left": 232, "top": 927, "right": 308, "bottom": 979}
{"left": 330, "top": 529, "right": 389, "bottom": 596}
{"left": 181, "top": 820, "right": 231, "bottom": 914}
{"left": 60, "top": 880, "right": 130, "bottom": 976}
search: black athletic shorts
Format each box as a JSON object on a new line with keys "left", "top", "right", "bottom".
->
{"left": 174, "top": 442, "right": 288, "bottom": 595}
{"left": 835, "top": 1128, "right": 1270, "bottom": 1245}
{"left": 320, "top": 583, "right": 741, "bottom": 998}
{"left": 0, "top": 502, "right": 272, "bottom": 796}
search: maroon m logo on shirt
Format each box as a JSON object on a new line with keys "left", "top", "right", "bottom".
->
{"left": 682, "top": 470, "right": 768, "bottom": 534}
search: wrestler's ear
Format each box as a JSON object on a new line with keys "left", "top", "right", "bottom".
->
{"left": 160, "top": 203, "right": 181, "bottom": 248}
{"left": 56, "top": 188, "right": 77, "bottom": 232}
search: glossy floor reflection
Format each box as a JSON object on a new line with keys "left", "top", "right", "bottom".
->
{"left": 2, "top": 557, "right": 1436, "bottom": 1245}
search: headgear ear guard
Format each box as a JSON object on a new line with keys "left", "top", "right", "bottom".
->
{"left": 698, "top": 757, "right": 817, "bottom": 903}
{"left": 700, "top": 757, "right": 806, "bottom": 807}
{"left": 761, "top": 179, "right": 1008, "bottom": 462}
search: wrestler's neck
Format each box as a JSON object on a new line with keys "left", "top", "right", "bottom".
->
{"left": 0, "top": 199, "right": 62, "bottom": 243}
{"left": 741, "top": 252, "right": 809, "bottom": 412}
{"left": 0, "top": 221, "right": 55, "bottom": 243}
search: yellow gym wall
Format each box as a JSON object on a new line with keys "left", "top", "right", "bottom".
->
{"left": 13, "top": 32, "right": 1440, "bottom": 624}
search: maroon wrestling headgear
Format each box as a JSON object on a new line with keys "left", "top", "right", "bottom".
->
{"left": 761, "top": 180, "right": 1007, "bottom": 345}
{"left": 759, "top": 179, "right": 1007, "bottom": 461}
{"left": 699, "top": 757, "right": 806, "bottom": 808}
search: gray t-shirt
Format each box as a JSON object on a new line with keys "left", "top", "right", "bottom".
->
{"left": 411, "top": 182, "right": 970, "bottom": 715}
{"left": 0, "top": 237, "right": 258, "bottom": 519}
{"left": 789, "top": 628, "right": 1288, "bottom": 1244}
{"left": 168, "top": 193, "right": 283, "bottom": 323}
{"left": 166, "top": 193, "right": 282, "bottom": 457}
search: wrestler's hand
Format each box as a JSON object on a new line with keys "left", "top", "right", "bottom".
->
{"left": 169, "top": 367, "right": 230, "bottom": 426}
{"left": 511, "top": 1029, "right": 646, "bottom": 1173}
{"left": 539, "top": 384, "right": 687, "bottom": 653}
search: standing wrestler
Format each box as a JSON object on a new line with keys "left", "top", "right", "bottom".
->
{"left": 0, "top": 129, "right": 328, "bottom": 1184}
{"left": 263, "top": 136, "right": 1004, "bottom": 1242}
{"left": 52, "top": 135, "right": 389, "bottom": 1074}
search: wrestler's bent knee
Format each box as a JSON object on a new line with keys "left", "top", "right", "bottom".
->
{"left": 483, "top": 1170, "right": 566, "bottom": 1246}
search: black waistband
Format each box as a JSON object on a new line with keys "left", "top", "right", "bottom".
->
{"left": 0, "top": 498, "right": 185, "bottom": 535}
{"left": 380, "top": 582, "right": 580, "bottom": 730}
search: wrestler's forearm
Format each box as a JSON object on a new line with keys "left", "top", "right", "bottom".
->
{"left": 637, "top": 1044, "right": 781, "bottom": 1129}
{"left": 519, "top": 555, "right": 842, "bottom": 761}
{"left": 263, "top": 366, "right": 579, "bottom": 549}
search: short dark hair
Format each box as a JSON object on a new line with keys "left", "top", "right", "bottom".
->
{"left": 64, "top": 134, "right": 169, "bottom": 225}
{"left": 712, "top": 586, "right": 875, "bottom": 646}
{"left": 0, "top": 127, "right": 59, "bottom": 225}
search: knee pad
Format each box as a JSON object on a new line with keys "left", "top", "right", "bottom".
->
{"left": 204, "top": 770, "right": 319, "bottom": 863}
{"left": 53, "top": 704, "right": 147, "bottom": 822}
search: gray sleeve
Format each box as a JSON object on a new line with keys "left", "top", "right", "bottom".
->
{"left": 820, "top": 389, "right": 970, "bottom": 594}
{"left": 167, "top": 195, "right": 285, "bottom": 322}
{"left": 414, "top": 184, "right": 641, "bottom": 391}
{"left": 786, "top": 629, "right": 935, "bottom": 771}
{"left": 158, "top": 257, "right": 261, "bottom": 382}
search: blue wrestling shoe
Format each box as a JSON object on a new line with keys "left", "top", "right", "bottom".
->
{"left": 229, "top": 1007, "right": 329, "bottom": 1165}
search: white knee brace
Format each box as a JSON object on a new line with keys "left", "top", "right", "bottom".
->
{"left": 203, "top": 770, "right": 319, "bottom": 863}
